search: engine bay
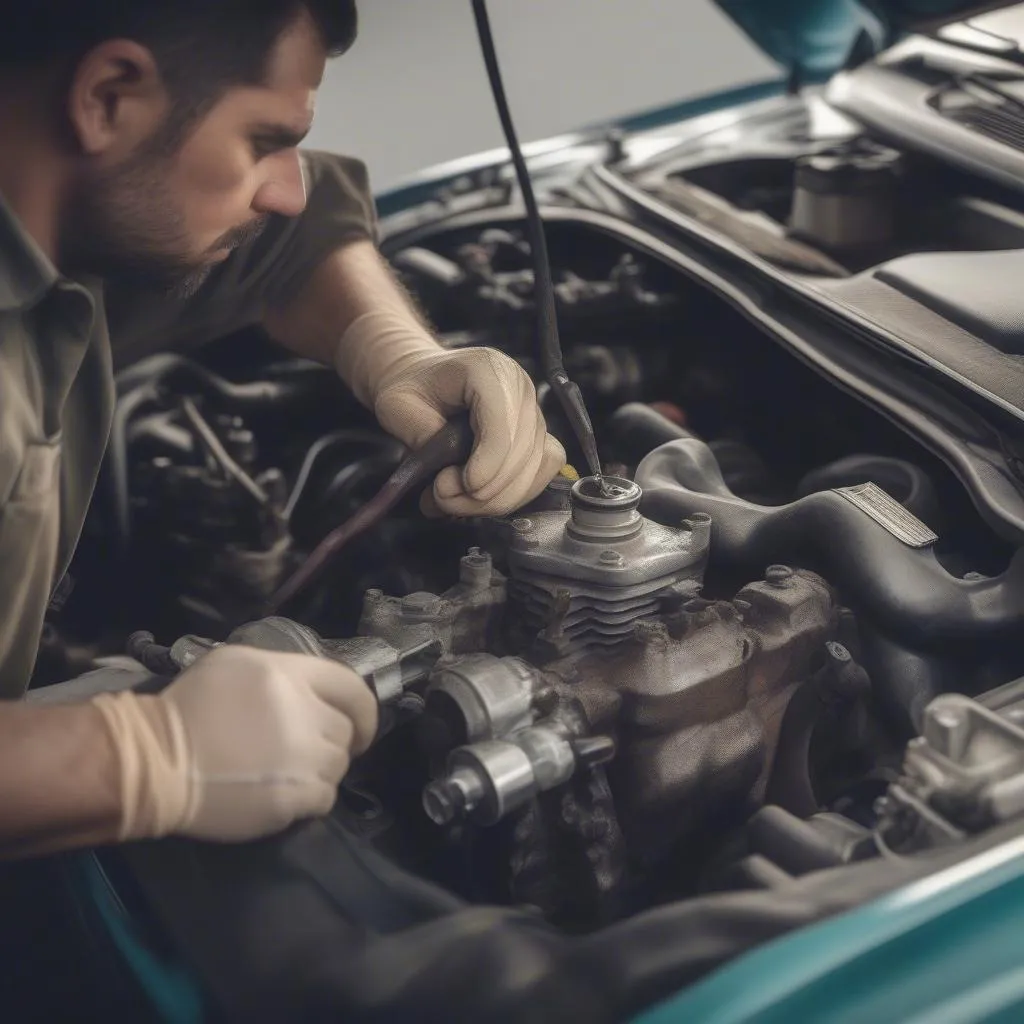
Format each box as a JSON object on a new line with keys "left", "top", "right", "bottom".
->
{"left": 36, "top": 197, "right": 1024, "bottom": 941}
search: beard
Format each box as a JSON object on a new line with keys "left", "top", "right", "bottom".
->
{"left": 61, "top": 146, "right": 267, "bottom": 300}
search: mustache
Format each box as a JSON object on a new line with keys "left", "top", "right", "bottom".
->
{"left": 209, "top": 217, "right": 269, "bottom": 254}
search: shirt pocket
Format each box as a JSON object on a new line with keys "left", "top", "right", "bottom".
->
{"left": 0, "top": 441, "right": 63, "bottom": 696}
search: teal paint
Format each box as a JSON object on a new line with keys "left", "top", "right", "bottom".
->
{"left": 714, "top": 0, "right": 993, "bottom": 78}
{"left": 633, "top": 837, "right": 1024, "bottom": 1024}
{"left": 375, "top": 78, "right": 786, "bottom": 219}
{"left": 76, "top": 854, "right": 205, "bottom": 1024}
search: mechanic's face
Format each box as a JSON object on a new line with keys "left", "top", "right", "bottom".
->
{"left": 62, "top": 11, "right": 325, "bottom": 295}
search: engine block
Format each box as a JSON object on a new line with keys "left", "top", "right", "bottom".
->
{"left": 336, "top": 476, "right": 836, "bottom": 858}
{"left": 165, "top": 474, "right": 837, "bottom": 891}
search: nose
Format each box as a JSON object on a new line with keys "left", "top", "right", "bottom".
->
{"left": 252, "top": 150, "right": 307, "bottom": 218}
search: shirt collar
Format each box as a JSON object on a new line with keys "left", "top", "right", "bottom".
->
{"left": 0, "top": 189, "right": 60, "bottom": 313}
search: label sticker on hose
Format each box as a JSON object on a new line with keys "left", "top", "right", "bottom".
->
{"left": 834, "top": 482, "right": 938, "bottom": 548}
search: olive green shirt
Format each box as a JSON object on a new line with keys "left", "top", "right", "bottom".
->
{"left": 0, "top": 151, "right": 376, "bottom": 697}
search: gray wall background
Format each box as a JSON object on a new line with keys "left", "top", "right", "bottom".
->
{"left": 306, "top": 1, "right": 778, "bottom": 191}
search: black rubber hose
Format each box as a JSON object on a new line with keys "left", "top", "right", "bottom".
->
{"left": 107, "top": 355, "right": 321, "bottom": 552}
{"left": 284, "top": 431, "right": 404, "bottom": 522}
{"left": 267, "top": 413, "right": 475, "bottom": 614}
{"left": 635, "top": 437, "right": 1024, "bottom": 650}
{"left": 608, "top": 402, "right": 696, "bottom": 465}
{"left": 608, "top": 403, "right": 778, "bottom": 500}
{"left": 117, "top": 353, "right": 308, "bottom": 408}
{"left": 765, "top": 643, "right": 872, "bottom": 813}
{"left": 763, "top": 678, "right": 825, "bottom": 819}
{"left": 747, "top": 807, "right": 849, "bottom": 875}
{"left": 857, "top": 626, "right": 960, "bottom": 734}
{"left": 106, "top": 383, "right": 160, "bottom": 556}
{"left": 469, "top": 1, "right": 561, "bottom": 380}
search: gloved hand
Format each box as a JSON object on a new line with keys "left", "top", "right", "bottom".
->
{"left": 335, "top": 310, "right": 566, "bottom": 517}
{"left": 90, "top": 645, "right": 378, "bottom": 843}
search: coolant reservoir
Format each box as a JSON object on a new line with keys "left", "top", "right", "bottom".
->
{"left": 789, "top": 143, "right": 902, "bottom": 254}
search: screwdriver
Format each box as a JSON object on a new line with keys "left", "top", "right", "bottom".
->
{"left": 266, "top": 412, "right": 475, "bottom": 614}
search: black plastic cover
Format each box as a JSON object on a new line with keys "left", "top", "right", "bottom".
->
{"left": 875, "top": 249, "right": 1024, "bottom": 354}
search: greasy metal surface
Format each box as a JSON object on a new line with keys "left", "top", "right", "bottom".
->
{"left": 880, "top": 692, "right": 1024, "bottom": 851}
{"left": 357, "top": 547, "right": 507, "bottom": 655}
{"left": 581, "top": 568, "right": 836, "bottom": 853}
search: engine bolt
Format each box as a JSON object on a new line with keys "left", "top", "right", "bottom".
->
{"left": 422, "top": 780, "right": 466, "bottom": 825}
{"left": 826, "top": 641, "right": 851, "bottom": 663}
{"left": 928, "top": 701, "right": 970, "bottom": 761}
{"left": 510, "top": 518, "right": 539, "bottom": 548}
{"left": 765, "top": 564, "right": 794, "bottom": 587}
{"left": 460, "top": 547, "right": 493, "bottom": 589}
{"left": 464, "top": 546, "right": 489, "bottom": 567}
{"left": 570, "top": 735, "right": 616, "bottom": 767}
{"left": 599, "top": 549, "right": 624, "bottom": 566}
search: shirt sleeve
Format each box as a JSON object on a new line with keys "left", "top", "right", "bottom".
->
{"left": 105, "top": 150, "right": 378, "bottom": 368}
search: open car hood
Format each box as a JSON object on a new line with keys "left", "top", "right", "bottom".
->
{"left": 715, "top": 1, "right": 1019, "bottom": 78}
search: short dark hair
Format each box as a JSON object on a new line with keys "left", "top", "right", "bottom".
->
{"left": 2, "top": 2, "right": 357, "bottom": 134}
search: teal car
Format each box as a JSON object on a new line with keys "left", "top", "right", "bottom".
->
{"left": 21, "top": 2, "right": 1024, "bottom": 1021}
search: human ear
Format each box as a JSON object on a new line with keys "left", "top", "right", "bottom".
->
{"left": 67, "top": 40, "right": 168, "bottom": 158}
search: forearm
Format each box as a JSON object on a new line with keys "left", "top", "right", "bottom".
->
{"left": 262, "top": 238, "right": 438, "bottom": 368}
{"left": 263, "top": 235, "right": 567, "bottom": 516}
{"left": 0, "top": 702, "right": 122, "bottom": 860}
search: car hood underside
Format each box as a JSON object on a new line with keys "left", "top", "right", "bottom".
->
{"left": 715, "top": 0, "right": 1019, "bottom": 77}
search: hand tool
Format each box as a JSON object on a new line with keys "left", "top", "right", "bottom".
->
{"left": 267, "top": 412, "right": 475, "bottom": 613}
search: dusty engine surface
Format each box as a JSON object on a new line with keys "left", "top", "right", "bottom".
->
{"left": 163, "top": 469, "right": 838, "bottom": 920}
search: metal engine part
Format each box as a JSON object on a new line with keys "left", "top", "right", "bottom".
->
{"left": 357, "top": 547, "right": 507, "bottom": 656}
{"left": 168, "top": 615, "right": 442, "bottom": 704}
{"left": 154, "top": 477, "right": 836, "bottom": 880}
{"left": 505, "top": 475, "right": 709, "bottom": 657}
{"left": 424, "top": 654, "right": 544, "bottom": 747}
{"left": 422, "top": 721, "right": 603, "bottom": 827}
{"left": 789, "top": 141, "right": 903, "bottom": 253}
{"left": 421, "top": 565, "right": 836, "bottom": 855}
{"left": 126, "top": 402, "right": 293, "bottom": 633}
{"left": 338, "top": 475, "right": 834, "bottom": 849}
{"left": 878, "top": 687, "right": 1024, "bottom": 852}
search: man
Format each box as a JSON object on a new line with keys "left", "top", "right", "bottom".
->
{"left": 0, "top": 2, "right": 565, "bottom": 858}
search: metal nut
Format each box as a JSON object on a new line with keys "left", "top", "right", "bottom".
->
{"left": 463, "top": 547, "right": 490, "bottom": 567}
{"left": 765, "top": 564, "right": 794, "bottom": 587}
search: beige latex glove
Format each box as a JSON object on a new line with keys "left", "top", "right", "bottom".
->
{"left": 335, "top": 310, "right": 566, "bottom": 517}
{"left": 90, "top": 646, "right": 378, "bottom": 843}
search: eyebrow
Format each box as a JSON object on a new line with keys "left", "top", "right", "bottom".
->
{"left": 250, "top": 122, "right": 312, "bottom": 150}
